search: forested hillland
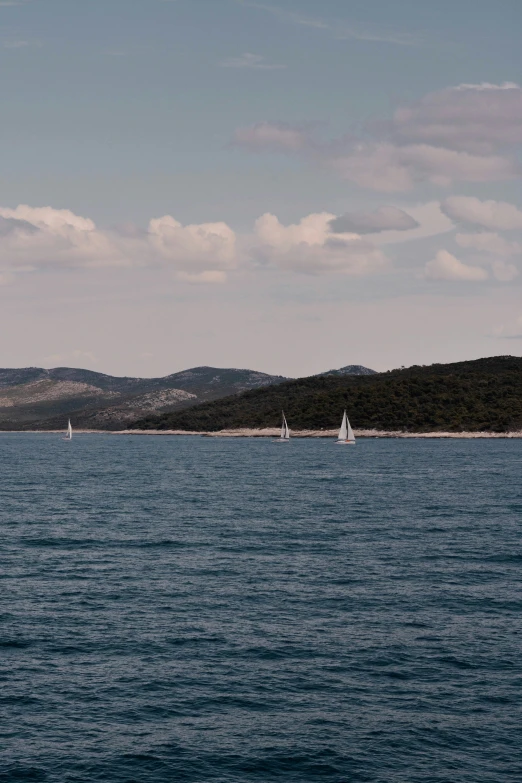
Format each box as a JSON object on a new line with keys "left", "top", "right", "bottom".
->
{"left": 131, "top": 356, "right": 522, "bottom": 433}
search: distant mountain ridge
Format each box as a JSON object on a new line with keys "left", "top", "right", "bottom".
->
{"left": 0, "top": 365, "right": 287, "bottom": 430}
{"left": 0, "top": 361, "right": 379, "bottom": 430}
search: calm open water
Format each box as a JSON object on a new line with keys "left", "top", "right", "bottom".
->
{"left": 1, "top": 434, "right": 521, "bottom": 783}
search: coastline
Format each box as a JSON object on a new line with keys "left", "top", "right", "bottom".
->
{"left": 119, "top": 428, "right": 522, "bottom": 438}
{"left": 2, "top": 428, "right": 522, "bottom": 439}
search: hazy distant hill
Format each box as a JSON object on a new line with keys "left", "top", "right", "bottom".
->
{"left": 0, "top": 366, "right": 286, "bottom": 430}
{"left": 323, "top": 365, "right": 376, "bottom": 376}
{"left": 132, "top": 356, "right": 522, "bottom": 433}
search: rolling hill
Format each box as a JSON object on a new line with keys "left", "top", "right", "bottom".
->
{"left": 0, "top": 366, "right": 287, "bottom": 430}
{"left": 131, "top": 356, "right": 522, "bottom": 434}
{"left": 0, "top": 363, "right": 375, "bottom": 430}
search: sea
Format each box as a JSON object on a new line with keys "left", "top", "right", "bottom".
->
{"left": 1, "top": 434, "right": 521, "bottom": 783}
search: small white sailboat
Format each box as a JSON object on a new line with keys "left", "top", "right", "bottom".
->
{"left": 62, "top": 419, "right": 73, "bottom": 441}
{"left": 336, "top": 410, "right": 355, "bottom": 445}
{"left": 273, "top": 411, "right": 290, "bottom": 442}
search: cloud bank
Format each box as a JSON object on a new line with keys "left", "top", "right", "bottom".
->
{"left": 233, "top": 82, "right": 522, "bottom": 191}
{"left": 389, "top": 82, "right": 522, "bottom": 154}
{"left": 0, "top": 205, "right": 240, "bottom": 282}
{"left": 1, "top": 201, "right": 518, "bottom": 287}
{"left": 441, "top": 196, "right": 522, "bottom": 230}
{"left": 0, "top": 204, "right": 392, "bottom": 282}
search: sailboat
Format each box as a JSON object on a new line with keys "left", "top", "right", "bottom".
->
{"left": 273, "top": 411, "right": 290, "bottom": 442}
{"left": 62, "top": 419, "right": 73, "bottom": 442}
{"left": 336, "top": 410, "right": 355, "bottom": 445}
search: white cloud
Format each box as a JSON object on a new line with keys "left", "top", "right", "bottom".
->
{"left": 390, "top": 82, "right": 522, "bottom": 154}
{"left": 148, "top": 216, "right": 238, "bottom": 281}
{"left": 454, "top": 82, "right": 519, "bottom": 90}
{"left": 436, "top": 231, "right": 521, "bottom": 282}
{"left": 329, "top": 143, "right": 413, "bottom": 191}
{"left": 332, "top": 143, "right": 517, "bottom": 191}
{"left": 232, "top": 122, "right": 311, "bottom": 152}
{"left": 456, "top": 232, "right": 522, "bottom": 257}
{"left": 0, "top": 205, "right": 128, "bottom": 270}
{"left": 329, "top": 206, "right": 419, "bottom": 234}
{"left": 219, "top": 52, "right": 285, "bottom": 70}
{"left": 424, "top": 249, "right": 488, "bottom": 281}
{"left": 441, "top": 196, "right": 522, "bottom": 230}
{"left": 253, "top": 212, "right": 388, "bottom": 275}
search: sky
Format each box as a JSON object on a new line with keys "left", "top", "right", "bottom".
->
{"left": 0, "top": 0, "right": 521, "bottom": 378}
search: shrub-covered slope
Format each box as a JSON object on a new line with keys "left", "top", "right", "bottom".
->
{"left": 132, "top": 356, "right": 522, "bottom": 433}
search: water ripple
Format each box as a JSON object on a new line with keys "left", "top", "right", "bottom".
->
{"left": 0, "top": 434, "right": 521, "bottom": 782}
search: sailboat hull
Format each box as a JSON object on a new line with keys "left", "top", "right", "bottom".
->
{"left": 336, "top": 440, "right": 355, "bottom": 445}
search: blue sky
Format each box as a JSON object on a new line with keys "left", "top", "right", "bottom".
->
{"left": 0, "top": 0, "right": 521, "bottom": 376}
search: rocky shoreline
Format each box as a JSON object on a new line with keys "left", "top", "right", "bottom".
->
{"left": 119, "top": 428, "right": 522, "bottom": 438}
{"left": 2, "top": 428, "right": 522, "bottom": 438}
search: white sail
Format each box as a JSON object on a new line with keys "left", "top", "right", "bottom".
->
{"left": 67, "top": 420, "right": 72, "bottom": 440}
{"left": 337, "top": 411, "right": 355, "bottom": 443}
{"left": 337, "top": 411, "right": 348, "bottom": 441}
{"left": 273, "top": 411, "right": 290, "bottom": 442}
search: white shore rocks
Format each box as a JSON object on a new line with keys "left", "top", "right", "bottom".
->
{"left": 114, "top": 428, "right": 522, "bottom": 439}
{"left": 3, "top": 429, "right": 522, "bottom": 438}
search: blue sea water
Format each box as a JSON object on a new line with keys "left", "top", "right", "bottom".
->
{"left": 1, "top": 434, "right": 521, "bottom": 783}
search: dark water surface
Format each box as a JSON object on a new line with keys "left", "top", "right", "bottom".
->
{"left": 1, "top": 434, "right": 521, "bottom": 782}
